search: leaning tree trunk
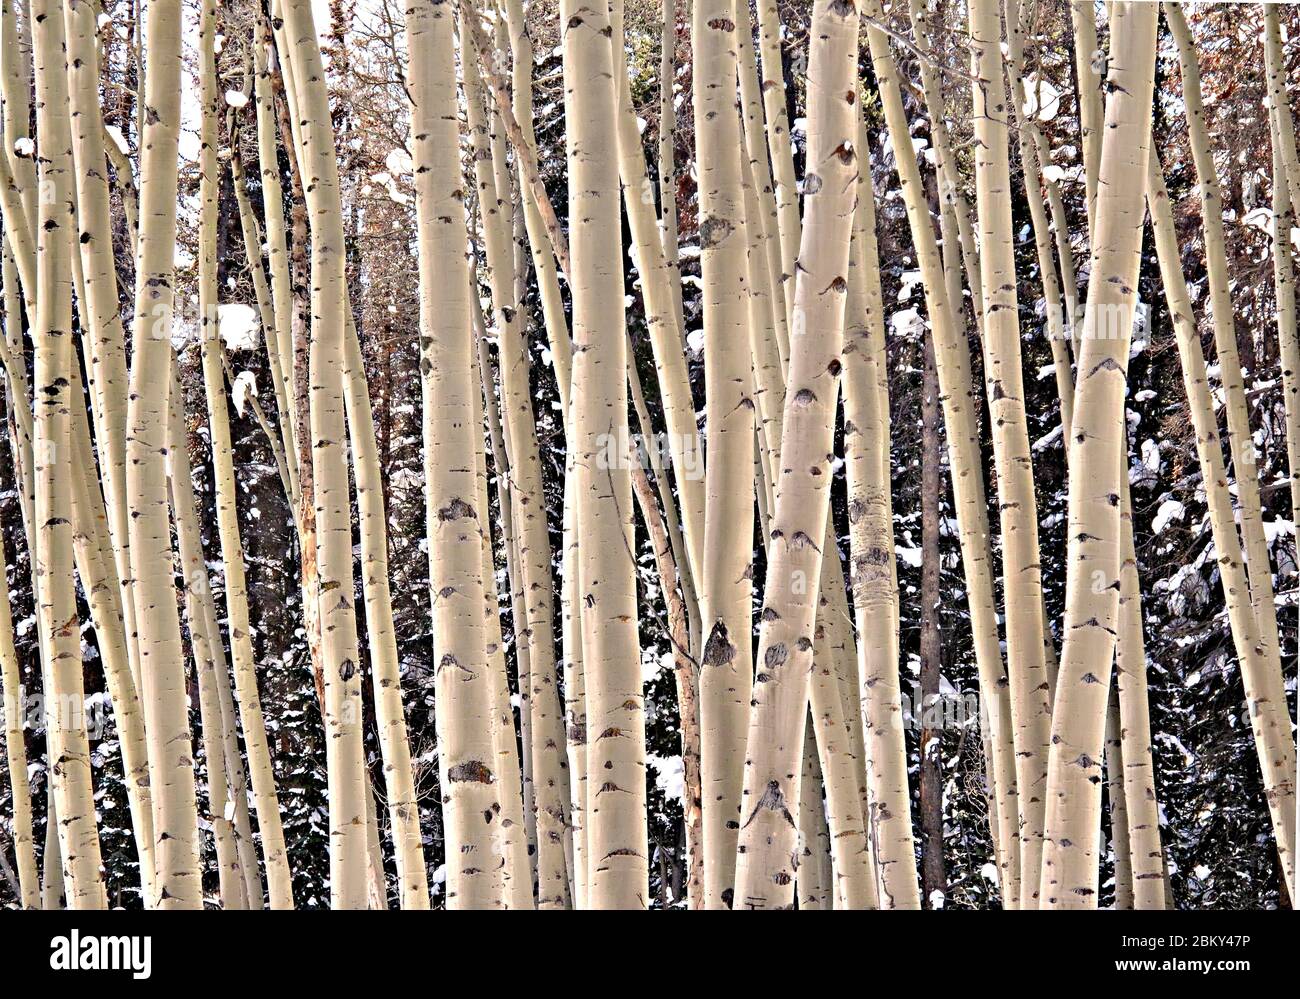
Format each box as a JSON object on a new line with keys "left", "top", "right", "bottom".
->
{"left": 63, "top": 0, "right": 143, "bottom": 718}
{"left": 607, "top": 0, "right": 704, "bottom": 589}
{"left": 1167, "top": 5, "right": 1285, "bottom": 708}
{"left": 461, "top": 12, "right": 569, "bottom": 906}
{"left": 732, "top": 0, "right": 859, "bottom": 909}
{"left": 861, "top": 0, "right": 1020, "bottom": 905}
{"left": 1040, "top": 1, "right": 1158, "bottom": 909}
{"left": 164, "top": 354, "right": 246, "bottom": 910}
{"left": 969, "top": 0, "right": 1052, "bottom": 905}
{"left": 198, "top": 0, "right": 296, "bottom": 909}
{"left": 1146, "top": 152, "right": 1297, "bottom": 901}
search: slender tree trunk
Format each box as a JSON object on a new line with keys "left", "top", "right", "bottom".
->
{"left": 629, "top": 460, "right": 702, "bottom": 909}
{"left": 65, "top": 361, "right": 155, "bottom": 903}
{"left": 164, "top": 354, "right": 245, "bottom": 910}
{"left": 969, "top": 0, "right": 1052, "bottom": 904}
{"left": 732, "top": 0, "right": 858, "bottom": 909}
{"left": 918, "top": 334, "right": 946, "bottom": 908}
{"left": 473, "top": 309, "right": 538, "bottom": 910}
{"left": 1004, "top": 0, "right": 1075, "bottom": 433}
{"left": 461, "top": 15, "right": 569, "bottom": 906}
{"left": 608, "top": 0, "right": 704, "bottom": 589}
{"left": 0, "top": 524, "right": 36, "bottom": 907}
{"left": 198, "top": 0, "right": 295, "bottom": 909}
{"left": 1264, "top": 15, "right": 1300, "bottom": 870}
{"left": 658, "top": 0, "right": 685, "bottom": 336}
{"left": 562, "top": 0, "right": 646, "bottom": 908}
{"left": 63, "top": 0, "right": 144, "bottom": 717}
{"left": 1040, "top": 2, "right": 1157, "bottom": 909}
{"left": 1115, "top": 453, "right": 1166, "bottom": 908}
{"left": 341, "top": 316, "right": 430, "bottom": 908}
{"left": 1168, "top": 8, "right": 1287, "bottom": 755}
{"left": 693, "top": 0, "right": 754, "bottom": 911}
{"left": 406, "top": 0, "right": 502, "bottom": 909}
{"left": 795, "top": 724, "right": 832, "bottom": 910}
{"left": 754, "top": 0, "right": 800, "bottom": 326}
{"left": 278, "top": 0, "right": 368, "bottom": 908}
{"left": 32, "top": 0, "right": 106, "bottom": 909}
{"left": 1147, "top": 152, "right": 1296, "bottom": 902}
{"left": 1069, "top": 0, "right": 1103, "bottom": 236}
{"left": 1104, "top": 689, "right": 1134, "bottom": 909}
{"left": 843, "top": 121, "right": 917, "bottom": 909}
{"left": 862, "top": 0, "right": 1020, "bottom": 907}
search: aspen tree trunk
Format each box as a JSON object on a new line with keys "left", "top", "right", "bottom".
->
{"left": 0, "top": 527, "right": 37, "bottom": 906}
{"left": 1004, "top": 0, "right": 1074, "bottom": 432}
{"left": 164, "top": 356, "right": 245, "bottom": 910}
{"left": 741, "top": 37, "right": 882, "bottom": 912}
{"left": 560, "top": 441, "right": 589, "bottom": 908}
{"left": 499, "top": 0, "right": 572, "bottom": 412}
{"left": 807, "top": 571, "right": 876, "bottom": 909}
{"left": 1061, "top": 2, "right": 1162, "bottom": 903}
{"left": 969, "top": 0, "right": 1051, "bottom": 905}
{"left": 731, "top": 0, "right": 858, "bottom": 909}
{"left": 736, "top": 0, "right": 790, "bottom": 368}
{"left": 253, "top": 15, "right": 299, "bottom": 462}
{"left": 63, "top": 0, "right": 143, "bottom": 710}
{"left": 658, "top": 0, "right": 685, "bottom": 335}
{"left": 474, "top": 314, "right": 538, "bottom": 910}
{"left": 1264, "top": 38, "right": 1300, "bottom": 870}
{"left": 607, "top": 0, "right": 704, "bottom": 588}
{"left": 278, "top": 0, "right": 369, "bottom": 908}
{"left": 406, "top": 0, "right": 501, "bottom": 909}
{"left": 1265, "top": 6, "right": 1300, "bottom": 241}
{"left": 197, "top": 0, "right": 295, "bottom": 909}
{"left": 861, "top": 0, "right": 1021, "bottom": 906}
{"left": 124, "top": 0, "right": 206, "bottom": 911}
{"left": 496, "top": 412, "right": 539, "bottom": 878}
{"left": 42, "top": 789, "right": 64, "bottom": 908}
{"left": 562, "top": 0, "right": 646, "bottom": 909}
{"left": 228, "top": 132, "right": 299, "bottom": 512}
{"left": 1265, "top": 0, "right": 1300, "bottom": 527}
{"left": 1114, "top": 467, "right": 1165, "bottom": 908}
{"left": 918, "top": 334, "right": 946, "bottom": 908}
{"left": 0, "top": 129, "right": 51, "bottom": 915}
{"left": 1040, "top": 2, "right": 1157, "bottom": 909}
{"left": 1104, "top": 691, "right": 1134, "bottom": 910}
{"left": 168, "top": 365, "right": 264, "bottom": 908}
{"left": 1167, "top": 5, "right": 1284, "bottom": 680}
{"left": 754, "top": 0, "right": 800, "bottom": 323}
{"left": 693, "top": 0, "right": 754, "bottom": 911}
{"left": 627, "top": 453, "right": 703, "bottom": 909}
{"left": 1, "top": 1, "right": 54, "bottom": 908}
{"left": 31, "top": 0, "right": 105, "bottom": 908}
{"left": 339, "top": 318, "right": 430, "bottom": 908}
{"left": 461, "top": 17, "right": 569, "bottom": 906}
{"left": 1069, "top": 0, "right": 1103, "bottom": 235}
{"left": 64, "top": 362, "right": 156, "bottom": 902}
{"left": 842, "top": 131, "right": 917, "bottom": 910}
{"left": 796, "top": 724, "right": 832, "bottom": 910}
{"left": 905, "top": 0, "right": 984, "bottom": 335}
{"left": 1146, "top": 154, "right": 1297, "bottom": 898}
{"left": 479, "top": 36, "right": 540, "bottom": 884}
